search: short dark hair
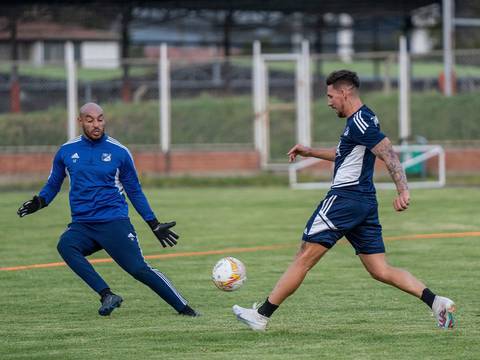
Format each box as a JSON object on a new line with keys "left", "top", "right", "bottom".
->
{"left": 326, "top": 70, "right": 360, "bottom": 89}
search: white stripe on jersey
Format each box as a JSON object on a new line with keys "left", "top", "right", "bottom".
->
{"left": 106, "top": 137, "right": 136, "bottom": 166}
{"left": 352, "top": 111, "right": 369, "bottom": 134}
{"left": 62, "top": 136, "right": 82, "bottom": 146}
{"left": 114, "top": 168, "right": 125, "bottom": 195}
{"left": 356, "top": 110, "right": 369, "bottom": 129}
{"left": 352, "top": 116, "right": 365, "bottom": 134}
{"left": 332, "top": 145, "right": 366, "bottom": 188}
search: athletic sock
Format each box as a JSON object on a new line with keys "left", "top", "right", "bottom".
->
{"left": 179, "top": 305, "right": 199, "bottom": 317}
{"left": 257, "top": 298, "right": 279, "bottom": 318}
{"left": 99, "top": 288, "right": 113, "bottom": 301}
{"left": 420, "top": 288, "right": 436, "bottom": 309}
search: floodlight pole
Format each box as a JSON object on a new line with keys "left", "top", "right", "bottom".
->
{"left": 159, "top": 43, "right": 171, "bottom": 154}
{"left": 442, "top": 0, "right": 454, "bottom": 97}
{"left": 398, "top": 36, "right": 411, "bottom": 145}
{"left": 65, "top": 41, "right": 78, "bottom": 140}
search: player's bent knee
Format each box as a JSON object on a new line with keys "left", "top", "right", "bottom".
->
{"left": 57, "top": 238, "right": 72, "bottom": 257}
{"left": 368, "top": 267, "right": 391, "bottom": 282}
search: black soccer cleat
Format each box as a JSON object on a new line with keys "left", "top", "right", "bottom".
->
{"left": 179, "top": 305, "right": 201, "bottom": 317}
{"left": 98, "top": 294, "right": 123, "bottom": 316}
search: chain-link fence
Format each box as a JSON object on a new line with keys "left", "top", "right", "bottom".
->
{"left": 1, "top": 47, "right": 480, "bottom": 153}
{"left": 309, "top": 49, "right": 480, "bottom": 149}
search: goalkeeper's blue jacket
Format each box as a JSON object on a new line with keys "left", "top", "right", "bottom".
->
{"left": 39, "top": 134, "right": 156, "bottom": 223}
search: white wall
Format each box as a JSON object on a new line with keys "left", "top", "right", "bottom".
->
{"left": 80, "top": 41, "right": 119, "bottom": 69}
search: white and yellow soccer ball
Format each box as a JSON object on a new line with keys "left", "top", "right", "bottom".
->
{"left": 212, "top": 257, "right": 247, "bottom": 291}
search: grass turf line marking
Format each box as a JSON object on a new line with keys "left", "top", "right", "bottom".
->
{"left": 0, "top": 244, "right": 292, "bottom": 271}
{"left": 1, "top": 231, "right": 479, "bottom": 272}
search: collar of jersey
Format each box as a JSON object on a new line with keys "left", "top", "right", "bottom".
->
{"left": 81, "top": 133, "right": 107, "bottom": 145}
{"left": 347, "top": 104, "right": 367, "bottom": 122}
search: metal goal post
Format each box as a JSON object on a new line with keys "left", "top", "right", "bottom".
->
{"left": 289, "top": 144, "right": 446, "bottom": 190}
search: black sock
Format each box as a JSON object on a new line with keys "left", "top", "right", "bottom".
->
{"left": 257, "top": 298, "right": 279, "bottom": 318}
{"left": 420, "top": 288, "right": 436, "bottom": 309}
{"left": 179, "top": 305, "right": 198, "bottom": 316}
{"left": 99, "top": 288, "right": 113, "bottom": 300}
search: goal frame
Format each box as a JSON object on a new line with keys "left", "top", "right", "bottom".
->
{"left": 289, "top": 144, "right": 446, "bottom": 190}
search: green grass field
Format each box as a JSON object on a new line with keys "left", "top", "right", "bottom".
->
{"left": 1, "top": 187, "right": 479, "bottom": 359}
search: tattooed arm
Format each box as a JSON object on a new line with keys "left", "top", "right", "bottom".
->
{"left": 371, "top": 137, "right": 410, "bottom": 211}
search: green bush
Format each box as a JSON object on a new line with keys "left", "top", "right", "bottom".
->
{"left": 0, "top": 91, "right": 479, "bottom": 150}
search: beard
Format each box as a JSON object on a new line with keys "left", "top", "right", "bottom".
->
{"left": 83, "top": 126, "right": 104, "bottom": 140}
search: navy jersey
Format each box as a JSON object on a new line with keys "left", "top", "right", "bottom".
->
{"left": 329, "top": 105, "right": 385, "bottom": 199}
{"left": 39, "top": 134, "right": 155, "bottom": 222}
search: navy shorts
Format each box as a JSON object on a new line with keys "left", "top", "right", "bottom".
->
{"left": 302, "top": 194, "right": 385, "bottom": 255}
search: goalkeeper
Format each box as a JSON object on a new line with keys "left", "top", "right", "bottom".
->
{"left": 17, "top": 102, "right": 198, "bottom": 317}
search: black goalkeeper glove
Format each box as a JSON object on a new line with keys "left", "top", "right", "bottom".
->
{"left": 17, "top": 195, "right": 47, "bottom": 217}
{"left": 147, "top": 219, "right": 179, "bottom": 248}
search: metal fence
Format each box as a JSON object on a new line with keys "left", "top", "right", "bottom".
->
{"left": 1, "top": 45, "right": 480, "bottom": 155}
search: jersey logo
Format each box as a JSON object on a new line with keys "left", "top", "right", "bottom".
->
{"left": 128, "top": 233, "right": 136, "bottom": 241}
{"left": 343, "top": 126, "right": 350, "bottom": 137}
{"left": 372, "top": 116, "right": 379, "bottom": 127}
{"left": 101, "top": 153, "right": 112, "bottom": 162}
{"left": 71, "top": 153, "right": 80, "bottom": 163}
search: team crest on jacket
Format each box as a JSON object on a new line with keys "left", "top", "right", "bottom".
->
{"left": 343, "top": 126, "right": 350, "bottom": 136}
{"left": 101, "top": 153, "right": 112, "bottom": 162}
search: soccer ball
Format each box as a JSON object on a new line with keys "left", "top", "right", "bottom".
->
{"left": 211, "top": 257, "right": 247, "bottom": 291}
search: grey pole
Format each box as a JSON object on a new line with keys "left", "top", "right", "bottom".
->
{"left": 65, "top": 41, "right": 78, "bottom": 140}
{"left": 398, "top": 36, "right": 411, "bottom": 144}
{"left": 442, "top": 0, "right": 454, "bottom": 97}
{"left": 159, "top": 43, "right": 171, "bottom": 153}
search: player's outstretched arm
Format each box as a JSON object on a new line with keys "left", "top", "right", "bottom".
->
{"left": 371, "top": 137, "right": 410, "bottom": 212}
{"left": 287, "top": 144, "right": 336, "bottom": 162}
{"left": 118, "top": 148, "right": 181, "bottom": 248}
{"left": 17, "top": 195, "right": 47, "bottom": 217}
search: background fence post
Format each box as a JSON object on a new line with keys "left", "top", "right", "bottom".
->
{"left": 398, "top": 36, "right": 411, "bottom": 145}
{"left": 65, "top": 41, "right": 78, "bottom": 140}
{"left": 159, "top": 43, "right": 171, "bottom": 173}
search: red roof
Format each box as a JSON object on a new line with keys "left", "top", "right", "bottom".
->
{"left": 0, "top": 20, "right": 119, "bottom": 41}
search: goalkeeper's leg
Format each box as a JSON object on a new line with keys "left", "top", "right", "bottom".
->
{"left": 97, "top": 219, "right": 197, "bottom": 316}
{"left": 57, "top": 224, "right": 110, "bottom": 295}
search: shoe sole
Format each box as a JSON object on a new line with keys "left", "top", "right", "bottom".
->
{"left": 235, "top": 314, "right": 266, "bottom": 331}
{"left": 98, "top": 298, "right": 123, "bottom": 316}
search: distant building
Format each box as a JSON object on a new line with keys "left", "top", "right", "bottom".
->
{"left": 0, "top": 20, "right": 120, "bottom": 68}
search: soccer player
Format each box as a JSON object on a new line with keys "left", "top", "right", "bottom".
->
{"left": 233, "top": 70, "right": 455, "bottom": 331}
{"left": 17, "top": 102, "right": 199, "bottom": 317}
